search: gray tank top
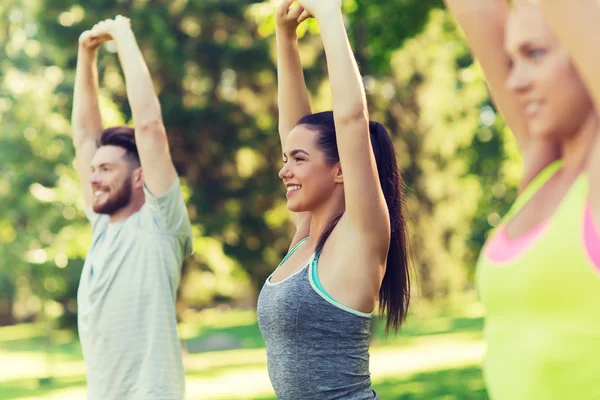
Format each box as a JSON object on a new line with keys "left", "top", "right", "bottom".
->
{"left": 257, "top": 239, "right": 379, "bottom": 399}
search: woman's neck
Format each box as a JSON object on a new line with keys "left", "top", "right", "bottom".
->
{"left": 307, "top": 193, "right": 346, "bottom": 248}
{"left": 561, "top": 112, "right": 599, "bottom": 173}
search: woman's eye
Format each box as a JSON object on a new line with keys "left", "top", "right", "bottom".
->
{"left": 295, "top": 158, "right": 305, "bottom": 162}
{"left": 528, "top": 48, "right": 546, "bottom": 59}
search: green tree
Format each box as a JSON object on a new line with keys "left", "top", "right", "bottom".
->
{"left": 370, "top": 10, "right": 520, "bottom": 300}
{"left": 33, "top": 0, "right": 444, "bottom": 308}
{"left": 0, "top": 0, "right": 90, "bottom": 326}
{"left": 1, "top": 0, "right": 523, "bottom": 328}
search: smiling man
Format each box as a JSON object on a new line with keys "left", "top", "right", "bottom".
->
{"left": 71, "top": 16, "right": 192, "bottom": 400}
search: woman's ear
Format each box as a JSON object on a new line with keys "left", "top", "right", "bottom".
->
{"left": 333, "top": 162, "right": 343, "bottom": 184}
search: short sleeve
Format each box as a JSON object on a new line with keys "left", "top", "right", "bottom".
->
{"left": 143, "top": 178, "right": 193, "bottom": 247}
{"left": 85, "top": 207, "right": 108, "bottom": 234}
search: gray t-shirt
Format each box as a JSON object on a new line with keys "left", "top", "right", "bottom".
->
{"left": 77, "top": 179, "right": 192, "bottom": 400}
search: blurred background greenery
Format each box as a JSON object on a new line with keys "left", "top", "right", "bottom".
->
{"left": 0, "top": 0, "right": 521, "bottom": 398}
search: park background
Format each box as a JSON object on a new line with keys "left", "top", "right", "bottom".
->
{"left": 0, "top": 0, "right": 522, "bottom": 398}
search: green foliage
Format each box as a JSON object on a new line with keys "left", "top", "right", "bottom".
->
{"left": 37, "top": 0, "right": 294, "bottom": 310}
{"left": 0, "top": 0, "right": 89, "bottom": 326}
{"left": 347, "top": 0, "right": 444, "bottom": 75}
{"left": 362, "top": 10, "right": 519, "bottom": 300}
{"left": 0, "top": 0, "right": 521, "bottom": 326}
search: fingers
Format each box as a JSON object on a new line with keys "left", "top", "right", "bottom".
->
{"left": 114, "top": 14, "right": 131, "bottom": 26}
{"left": 78, "top": 30, "right": 105, "bottom": 52}
{"left": 287, "top": 4, "right": 305, "bottom": 21}
{"left": 87, "top": 36, "right": 102, "bottom": 48}
{"left": 277, "top": 0, "right": 296, "bottom": 16}
{"left": 79, "top": 30, "right": 93, "bottom": 43}
{"left": 90, "top": 19, "right": 109, "bottom": 34}
{"left": 297, "top": 9, "right": 312, "bottom": 24}
{"left": 87, "top": 15, "right": 130, "bottom": 44}
{"left": 79, "top": 30, "right": 99, "bottom": 45}
{"left": 91, "top": 15, "right": 130, "bottom": 34}
{"left": 79, "top": 15, "right": 130, "bottom": 50}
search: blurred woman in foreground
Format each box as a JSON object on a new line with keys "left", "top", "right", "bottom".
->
{"left": 446, "top": 0, "right": 600, "bottom": 398}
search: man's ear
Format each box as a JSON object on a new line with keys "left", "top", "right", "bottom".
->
{"left": 133, "top": 167, "right": 144, "bottom": 189}
{"left": 333, "top": 162, "right": 344, "bottom": 184}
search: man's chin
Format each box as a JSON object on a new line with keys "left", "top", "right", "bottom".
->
{"left": 92, "top": 205, "right": 108, "bottom": 214}
{"left": 92, "top": 201, "right": 112, "bottom": 215}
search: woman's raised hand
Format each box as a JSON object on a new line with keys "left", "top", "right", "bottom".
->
{"left": 297, "top": 0, "right": 341, "bottom": 22}
{"left": 78, "top": 30, "right": 104, "bottom": 53}
{"left": 276, "top": 0, "right": 308, "bottom": 38}
{"left": 89, "top": 15, "right": 131, "bottom": 43}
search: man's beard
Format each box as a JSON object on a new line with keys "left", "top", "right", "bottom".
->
{"left": 93, "top": 175, "right": 133, "bottom": 215}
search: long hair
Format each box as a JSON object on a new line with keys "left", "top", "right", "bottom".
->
{"left": 297, "top": 111, "right": 410, "bottom": 334}
{"left": 97, "top": 125, "right": 141, "bottom": 168}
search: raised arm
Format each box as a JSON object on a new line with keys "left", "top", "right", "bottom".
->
{"left": 276, "top": 0, "right": 311, "bottom": 149}
{"left": 72, "top": 31, "right": 105, "bottom": 208}
{"left": 91, "top": 17, "right": 176, "bottom": 197}
{"left": 275, "top": 0, "right": 312, "bottom": 236}
{"left": 535, "top": 0, "right": 600, "bottom": 116}
{"left": 534, "top": 0, "right": 600, "bottom": 198}
{"left": 298, "top": 0, "right": 389, "bottom": 245}
{"left": 445, "top": 0, "right": 559, "bottom": 187}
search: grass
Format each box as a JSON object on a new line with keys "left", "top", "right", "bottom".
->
{"left": 0, "top": 308, "right": 489, "bottom": 400}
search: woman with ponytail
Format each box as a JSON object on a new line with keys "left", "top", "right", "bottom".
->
{"left": 256, "top": 0, "right": 411, "bottom": 398}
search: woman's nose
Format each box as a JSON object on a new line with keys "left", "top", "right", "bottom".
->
{"left": 506, "top": 62, "right": 532, "bottom": 93}
{"left": 278, "top": 163, "right": 291, "bottom": 180}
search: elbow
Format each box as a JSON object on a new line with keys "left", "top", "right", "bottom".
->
{"left": 136, "top": 117, "right": 164, "bottom": 133}
{"left": 72, "top": 127, "right": 98, "bottom": 150}
{"left": 135, "top": 100, "right": 164, "bottom": 132}
{"left": 73, "top": 137, "right": 87, "bottom": 150}
{"left": 335, "top": 104, "right": 368, "bottom": 127}
{"left": 135, "top": 118, "right": 168, "bottom": 146}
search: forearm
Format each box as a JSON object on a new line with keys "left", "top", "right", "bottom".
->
{"left": 277, "top": 30, "right": 311, "bottom": 141}
{"left": 444, "top": 0, "right": 507, "bottom": 16}
{"left": 72, "top": 49, "right": 103, "bottom": 148}
{"left": 536, "top": 0, "right": 600, "bottom": 109}
{"left": 113, "top": 28, "right": 162, "bottom": 128}
{"left": 317, "top": 13, "right": 367, "bottom": 124}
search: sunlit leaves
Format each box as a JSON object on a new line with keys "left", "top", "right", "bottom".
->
{"left": 0, "top": 0, "right": 524, "bottom": 326}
